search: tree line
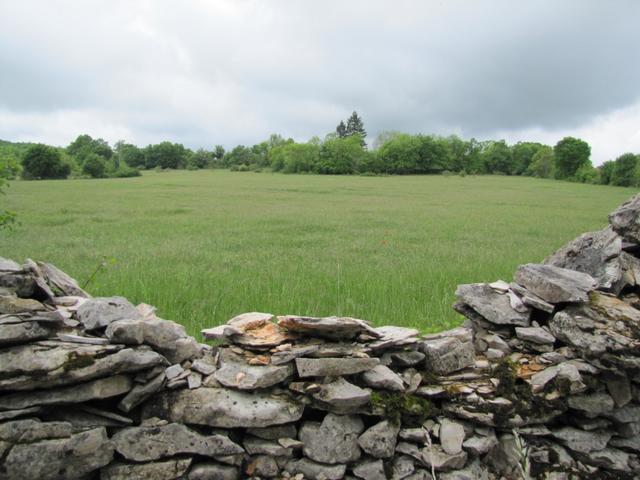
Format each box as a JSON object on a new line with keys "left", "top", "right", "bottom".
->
{"left": 2, "top": 111, "right": 640, "bottom": 187}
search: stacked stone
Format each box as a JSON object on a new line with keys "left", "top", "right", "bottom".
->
{"left": 1, "top": 195, "right": 640, "bottom": 479}
{"left": 0, "top": 259, "right": 209, "bottom": 480}
{"left": 450, "top": 194, "right": 640, "bottom": 478}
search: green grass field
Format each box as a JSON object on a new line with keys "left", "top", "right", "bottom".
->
{"left": 1, "top": 171, "right": 636, "bottom": 336}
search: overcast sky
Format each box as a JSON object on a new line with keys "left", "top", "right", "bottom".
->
{"left": 1, "top": 0, "right": 639, "bottom": 164}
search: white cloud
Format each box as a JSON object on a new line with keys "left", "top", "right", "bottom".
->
{"left": 0, "top": 0, "right": 639, "bottom": 162}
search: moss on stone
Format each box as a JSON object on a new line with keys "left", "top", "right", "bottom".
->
{"left": 370, "top": 391, "right": 435, "bottom": 426}
{"left": 63, "top": 351, "right": 95, "bottom": 371}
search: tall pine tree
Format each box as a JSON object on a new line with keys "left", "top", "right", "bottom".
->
{"left": 344, "top": 111, "right": 367, "bottom": 147}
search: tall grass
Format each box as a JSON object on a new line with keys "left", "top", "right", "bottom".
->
{"left": 1, "top": 170, "right": 636, "bottom": 336}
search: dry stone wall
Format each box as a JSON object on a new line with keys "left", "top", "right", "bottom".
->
{"left": 2, "top": 195, "right": 640, "bottom": 479}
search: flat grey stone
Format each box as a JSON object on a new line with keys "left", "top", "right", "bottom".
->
{"left": 278, "top": 315, "right": 381, "bottom": 340}
{"left": 421, "top": 445, "right": 468, "bottom": 471}
{"left": 483, "top": 333, "right": 510, "bottom": 353}
{"left": 367, "top": 325, "right": 420, "bottom": 350}
{"left": 100, "top": 458, "right": 192, "bottom": 480}
{"left": 0, "top": 257, "right": 21, "bottom": 272}
{"left": 56, "top": 333, "right": 110, "bottom": 345}
{"left": 142, "top": 387, "right": 304, "bottom": 428}
{"left": 362, "top": 364, "right": 405, "bottom": 391}
{"left": 399, "top": 428, "right": 428, "bottom": 443}
{"left": 191, "top": 358, "right": 217, "bottom": 376}
{"left": 284, "top": 458, "right": 346, "bottom": 480}
{"left": 0, "top": 320, "right": 52, "bottom": 346}
{"left": 545, "top": 227, "right": 622, "bottom": 290}
{"left": 243, "top": 435, "right": 292, "bottom": 456}
{"left": 37, "top": 261, "right": 89, "bottom": 297}
{"left": 390, "top": 455, "right": 416, "bottom": 479}
{"left": 609, "top": 194, "right": 640, "bottom": 243}
{"left": 308, "top": 343, "right": 370, "bottom": 358}
{"left": 462, "top": 432, "right": 498, "bottom": 455}
{"left": 510, "top": 282, "right": 555, "bottom": 313}
{"left": 0, "top": 273, "right": 36, "bottom": 297}
{"left": 421, "top": 337, "right": 474, "bottom": 375}
{"left": 439, "top": 419, "right": 465, "bottom": 455}
{"left": 515, "top": 326, "right": 555, "bottom": 344}
{"left": 77, "top": 296, "right": 141, "bottom": 330}
{"left": 605, "top": 404, "right": 640, "bottom": 423}
{"left": 548, "top": 308, "right": 609, "bottom": 356}
{"left": 105, "top": 319, "right": 145, "bottom": 344}
{"left": 299, "top": 413, "right": 364, "bottom": 464}
{"left": 0, "top": 296, "right": 45, "bottom": 315}
{"left": 214, "top": 352, "right": 293, "bottom": 389}
{"left": 552, "top": 426, "right": 612, "bottom": 454}
{"left": 405, "top": 471, "right": 433, "bottom": 480}
{"left": 112, "top": 423, "right": 243, "bottom": 461}
{"left": 353, "top": 458, "right": 386, "bottom": 480}
{"left": 568, "top": 392, "right": 615, "bottom": 418}
{"left": 574, "top": 447, "right": 632, "bottom": 472}
{"left": 165, "top": 363, "right": 184, "bottom": 379}
{"left": 0, "top": 343, "right": 165, "bottom": 391}
{"left": 0, "top": 374, "right": 132, "bottom": 410}
{"left": 513, "top": 264, "right": 597, "bottom": 304}
{"left": 313, "top": 377, "right": 371, "bottom": 412}
{"left": 270, "top": 344, "right": 321, "bottom": 365}
{"left": 0, "top": 418, "right": 73, "bottom": 442}
{"left": 295, "top": 357, "right": 379, "bottom": 377}
{"left": 188, "top": 463, "right": 238, "bottom": 480}
{"left": 456, "top": 283, "right": 530, "bottom": 326}
{"left": 439, "top": 458, "right": 498, "bottom": 480}
{"left": 530, "top": 362, "right": 586, "bottom": 394}
{"left": 358, "top": 419, "right": 400, "bottom": 459}
{"left": 610, "top": 435, "right": 640, "bottom": 452}
{"left": 387, "top": 350, "right": 425, "bottom": 367}
{"left": 396, "top": 441, "right": 425, "bottom": 462}
{"left": 45, "top": 407, "right": 130, "bottom": 428}
{"left": 80, "top": 405, "right": 132, "bottom": 425}
{"left": 2, "top": 426, "right": 113, "bottom": 480}
{"left": 246, "top": 423, "right": 297, "bottom": 440}
{"left": 0, "top": 406, "right": 41, "bottom": 421}
{"left": 605, "top": 373, "right": 632, "bottom": 408}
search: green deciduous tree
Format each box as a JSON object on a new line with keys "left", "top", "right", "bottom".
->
{"left": 481, "top": 140, "right": 513, "bottom": 174}
{"left": 553, "top": 137, "right": 591, "bottom": 179}
{"left": 316, "top": 136, "right": 365, "bottom": 174}
{"left": 67, "top": 134, "right": 113, "bottom": 162}
{"left": 598, "top": 160, "right": 615, "bottom": 185}
{"left": 512, "top": 142, "right": 545, "bottom": 176}
{"left": 222, "top": 145, "right": 257, "bottom": 169}
{"left": 610, "top": 153, "right": 639, "bottom": 187}
{"left": 271, "top": 142, "right": 320, "bottom": 173}
{"left": 144, "top": 142, "right": 189, "bottom": 169}
{"left": 377, "top": 134, "right": 421, "bottom": 174}
{"left": 22, "top": 144, "right": 70, "bottom": 179}
{"left": 526, "top": 146, "right": 555, "bottom": 178}
{"left": 114, "top": 141, "right": 145, "bottom": 168}
{"left": 188, "top": 149, "right": 212, "bottom": 169}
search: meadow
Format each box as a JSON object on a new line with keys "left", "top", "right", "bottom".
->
{"left": 1, "top": 170, "right": 636, "bottom": 336}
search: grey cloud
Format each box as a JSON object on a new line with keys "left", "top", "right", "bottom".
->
{"left": 0, "top": 0, "right": 639, "bottom": 158}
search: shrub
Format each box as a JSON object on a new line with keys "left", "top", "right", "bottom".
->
{"left": 22, "top": 144, "right": 70, "bottom": 179}
{"left": 82, "top": 154, "right": 107, "bottom": 178}
{"left": 110, "top": 165, "right": 141, "bottom": 178}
